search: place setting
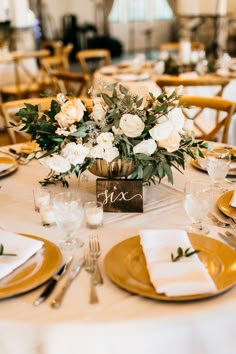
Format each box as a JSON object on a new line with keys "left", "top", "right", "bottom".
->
{"left": 103, "top": 176, "right": 236, "bottom": 303}
{"left": 191, "top": 147, "right": 236, "bottom": 181}
{"left": 0, "top": 229, "right": 62, "bottom": 299}
{"left": 104, "top": 228, "right": 236, "bottom": 303}
{"left": 0, "top": 141, "right": 38, "bottom": 178}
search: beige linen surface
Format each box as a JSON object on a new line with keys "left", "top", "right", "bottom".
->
{"left": 0, "top": 145, "right": 235, "bottom": 354}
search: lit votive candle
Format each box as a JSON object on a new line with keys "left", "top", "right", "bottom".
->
{"left": 39, "top": 203, "right": 55, "bottom": 226}
{"left": 85, "top": 201, "right": 103, "bottom": 229}
{"left": 33, "top": 187, "right": 51, "bottom": 212}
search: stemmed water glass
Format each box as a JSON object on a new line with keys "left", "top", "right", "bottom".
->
{"left": 206, "top": 148, "right": 231, "bottom": 192}
{"left": 184, "top": 180, "right": 212, "bottom": 235}
{"left": 53, "top": 191, "right": 84, "bottom": 251}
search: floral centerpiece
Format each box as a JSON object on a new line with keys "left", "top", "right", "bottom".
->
{"left": 16, "top": 83, "right": 205, "bottom": 187}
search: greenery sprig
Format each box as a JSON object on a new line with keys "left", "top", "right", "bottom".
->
{"left": 0, "top": 243, "right": 17, "bottom": 257}
{"left": 171, "top": 247, "right": 200, "bottom": 262}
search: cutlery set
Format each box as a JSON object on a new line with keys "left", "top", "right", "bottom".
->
{"left": 208, "top": 212, "right": 236, "bottom": 249}
{"left": 0, "top": 148, "right": 31, "bottom": 165}
{"left": 33, "top": 236, "right": 103, "bottom": 308}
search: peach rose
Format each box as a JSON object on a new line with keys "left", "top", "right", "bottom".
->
{"left": 158, "top": 133, "right": 181, "bottom": 152}
{"left": 55, "top": 98, "right": 86, "bottom": 128}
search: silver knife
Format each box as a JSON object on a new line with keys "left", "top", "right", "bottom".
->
{"left": 51, "top": 257, "right": 84, "bottom": 309}
{"left": 218, "top": 232, "right": 236, "bottom": 249}
{"left": 33, "top": 255, "right": 73, "bottom": 306}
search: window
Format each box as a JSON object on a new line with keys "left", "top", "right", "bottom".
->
{"left": 154, "top": 0, "right": 173, "bottom": 19}
{"left": 109, "top": 0, "right": 173, "bottom": 22}
{"left": 128, "top": 0, "right": 147, "bottom": 21}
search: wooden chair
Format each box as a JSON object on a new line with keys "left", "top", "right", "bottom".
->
{"left": 41, "top": 40, "right": 64, "bottom": 56}
{"left": 179, "top": 95, "right": 236, "bottom": 143}
{"left": 0, "top": 96, "right": 53, "bottom": 144}
{"left": 156, "top": 75, "right": 230, "bottom": 97}
{"left": 156, "top": 74, "right": 230, "bottom": 135}
{"left": 49, "top": 70, "right": 89, "bottom": 96}
{"left": 159, "top": 41, "right": 205, "bottom": 53}
{"left": 41, "top": 54, "right": 70, "bottom": 74}
{"left": 40, "top": 44, "right": 75, "bottom": 91}
{"left": 76, "top": 49, "right": 111, "bottom": 77}
{"left": 0, "top": 49, "right": 50, "bottom": 101}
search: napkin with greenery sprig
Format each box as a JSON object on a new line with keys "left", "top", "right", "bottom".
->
{"left": 0, "top": 230, "right": 43, "bottom": 280}
{"left": 139, "top": 229, "right": 217, "bottom": 296}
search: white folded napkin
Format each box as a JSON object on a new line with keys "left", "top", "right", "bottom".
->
{"left": 139, "top": 229, "right": 217, "bottom": 297}
{"left": 230, "top": 190, "right": 236, "bottom": 207}
{"left": 0, "top": 230, "right": 44, "bottom": 280}
{"left": 0, "top": 163, "right": 13, "bottom": 173}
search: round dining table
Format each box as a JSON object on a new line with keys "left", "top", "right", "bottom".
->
{"left": 0, "top": 144, "right": 236, "bottom": 354}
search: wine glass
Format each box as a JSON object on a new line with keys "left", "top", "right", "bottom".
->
{"left": 206, "top": 148, "right": 231, "bottom": 192}
{"left": 184, "top": 180, "right": 212, "bottom": 235}
{"left": 53, "top": 191, "right": 84, "bottom": 251}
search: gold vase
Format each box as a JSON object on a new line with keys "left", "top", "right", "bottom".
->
{"left": 88, "top": 159, "right": 135, "bottom": 178}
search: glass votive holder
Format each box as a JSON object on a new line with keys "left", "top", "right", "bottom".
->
{"left": 33, "top": 187, "right": 51, "bottom": 212}
{"left": 84, "top": 201, "right": 103, "bottom": 229}
{"left": 39, "top": 203, "right": 56, "bottom": 226}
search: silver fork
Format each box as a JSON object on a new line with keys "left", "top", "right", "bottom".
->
{"left": 89, "top": 235, "right": 103, "bottom": 285}
{"left": 208, "top": 212, "right": 230, "bottom": 228}
{"left": 84, "top": 249, "right": 99, "bottom": 304}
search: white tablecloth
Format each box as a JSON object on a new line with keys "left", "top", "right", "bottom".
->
{"left": 0, "top": 146, "right": 236, "bottom": 354}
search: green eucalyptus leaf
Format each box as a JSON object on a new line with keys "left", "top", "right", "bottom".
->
{"left": 101, "top": 93, "right": 113, "bottom": 106}
{"left": 119, "top": 84, "right": 128, "bottom": 95}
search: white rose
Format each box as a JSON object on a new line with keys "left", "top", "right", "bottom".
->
{"left": 40, "top": 155, "right": 70, "bottom": 173}
{"left": 119, "top": 114, "right": 145, "bottom": 138}
{"left": 55, "top": 98, "right": 86, "bottom": 128}
{"left": 90, "top": 144, "right": 105, "bottom": 159}
{"left": 158, "top": 133, "right": 181, "bottom": 152}
{"left": 149, "top": 120, "right": 173, "bottom": 141}
{"left": 133, "top": 139, "right": 156, "bottom": 155}
{"left": 168, "top": 108, "right": 185, "bottom": 133}
{"left": 90, "top": 144, "right": 119, "bottom": 162}
{"left": 102, "top": 146, "right": 119, "bottom": 162}
{"left": 96, "top": 132, "right": 114, "bottom": 146}
{"left": 92, "top": 103, "right": 106, "bottom": 122}
{"left": 61, "top": 142, "right": 90, "bottom": 165}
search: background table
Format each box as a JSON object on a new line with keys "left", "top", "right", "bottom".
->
{"left": 0, "top": 146, "right": 236, "bottom": 354}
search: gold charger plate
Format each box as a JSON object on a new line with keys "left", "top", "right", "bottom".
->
{"left": 0, "top": 234, "right": 62, "bottom": 299}
{"left": 104, "top": 233, "right": 236, "bottom": 302}
{"left": 191, "top": 149, "right": 236, "bottom": 177}
{"left": 0, "top": 156, "right": 18, "bottom": 178}
{"left": 217, "top": 190, "right": 236, "bottom": 219}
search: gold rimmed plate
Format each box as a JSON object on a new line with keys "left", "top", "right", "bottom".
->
{"left": 0, "top": 156, "right": 18, "bottom": 178}
{"left": 0, "top": 234, "right": 62, "bottom": 299}
{"left": 104, "top": 233, "right": 236, "bottom": 302}
{"left": 191, "top": 149, "right": 236, "bottom": 177}
{"left": 217, "top": 190, "right": 236, "bottom": 219}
